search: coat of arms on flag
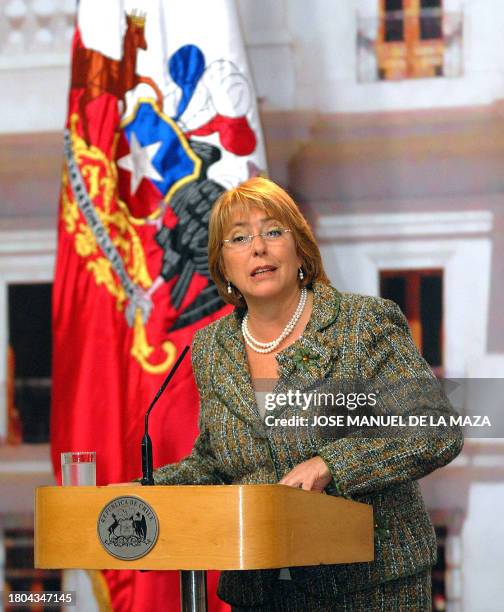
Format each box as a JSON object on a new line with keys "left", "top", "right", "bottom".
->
{"left": 52, "top": 1, "right": 266, "bottom": 611}
{"left": 61, "top": 6, "right": 264, "bottom": 373}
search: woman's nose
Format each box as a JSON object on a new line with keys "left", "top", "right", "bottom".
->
{"left": 251, "top": 233, "right": 267, "bottom": 254}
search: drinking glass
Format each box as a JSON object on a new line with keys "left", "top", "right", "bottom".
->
{"left": 61, "top": 451, "right": 96, "bottom": 486}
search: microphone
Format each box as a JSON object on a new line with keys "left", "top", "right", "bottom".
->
{"left": 141, "top": 345, "right": 190, "bottom": 486}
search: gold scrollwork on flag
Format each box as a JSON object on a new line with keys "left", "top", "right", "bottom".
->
{"left": 61, "top": 113, "right": 176, "bottom": 374}
{"left": 131, "top": 310, "right": 177, "bottom": 374}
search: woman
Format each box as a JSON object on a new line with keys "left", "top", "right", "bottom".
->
{"left": 152, "top": 177, "right": 463, "bottom": 611}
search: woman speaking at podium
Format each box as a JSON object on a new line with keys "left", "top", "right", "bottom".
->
{"left": 151, "top": 177, "right": 463, "bottom": 611}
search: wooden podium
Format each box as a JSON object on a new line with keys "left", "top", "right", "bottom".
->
{"left": 35, "top": 485, "right": 374, "bottom": 611}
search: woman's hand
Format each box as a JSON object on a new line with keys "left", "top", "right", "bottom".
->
{"left": 278, "top": 456, "right": 332, "bottom": 492}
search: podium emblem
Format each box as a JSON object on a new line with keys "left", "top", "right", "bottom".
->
{"left": 97, "top": 496, "right": 159, "bottom": 560}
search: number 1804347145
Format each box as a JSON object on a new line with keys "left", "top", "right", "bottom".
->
{"left": 5, "top": 591, "right": 75, "bottom": 605}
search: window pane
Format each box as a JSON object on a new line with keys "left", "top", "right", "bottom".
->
{"left": 380, "top": 276, "right": 406, "bottom": 313}
{"left": 420, "top": 16, "right": 442, "bottom": 39}
{"left": 420, "top": 0, "right": 442, "bottom": 39}
{"left": 385, "top": 0, "right": 403, "bottom": 11}
{"left": 380, "top": 270, "right": 443, "bottom": 370}
{"left": 8, "top": 284, "right": 52, "bottom": 443}
{"left": 420, "top": 275, "right": 442, "bottom": 366}
{"left": 385, "top": 17, "right": 404, "bottom": 42}
{"left": 384, "top": 0, "right": 404, "bottom": 41}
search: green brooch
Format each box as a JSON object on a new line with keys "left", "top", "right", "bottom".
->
{"left": 293, "top": 348, "right": 319, "bottom": 370}
{"left": 374, "top": 516, "right": 391, "bottom": 539}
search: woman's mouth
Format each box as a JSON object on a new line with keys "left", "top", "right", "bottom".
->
{"left": 251, "top": 266, "right": 277, "bottom": 277}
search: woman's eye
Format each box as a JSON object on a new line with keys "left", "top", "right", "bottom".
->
{"left": 231, "top": 234, "right": 247, "bottom": 244}
{"left": 266, "top": 228, "right": 282, "bottom": 238}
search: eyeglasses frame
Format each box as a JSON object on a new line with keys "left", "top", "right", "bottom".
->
{"left": 222, "top": 228, "right": 292, "bottom": 249}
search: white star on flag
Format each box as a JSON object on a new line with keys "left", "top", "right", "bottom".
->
{"left": 117, "top": 132, "right": 164, "bottom": 194}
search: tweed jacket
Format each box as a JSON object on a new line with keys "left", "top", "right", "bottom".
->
{"left": 153, "top": 282, "right": 463, "bottom": 607}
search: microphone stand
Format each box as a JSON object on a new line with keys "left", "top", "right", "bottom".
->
{"left": 141, "top": 345, "right": 190, "bottom": 486}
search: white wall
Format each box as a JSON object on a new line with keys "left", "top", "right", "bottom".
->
{"left": 0, "top": 0, "right": 73, "bottom": 134}
{"left": 6, "top": 1, "right": 504, "bottom": 133}
{"left": 240, "top": 0, "right": 504, "bottom": 112}
{"left": 0, "top": 65, "right": 70, "bottom": 133}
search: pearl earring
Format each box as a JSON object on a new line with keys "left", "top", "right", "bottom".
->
{"left": 298, "top": 267, "right": 304, "bottom": 281}
{"left": 227, "top": 281, "right": 232, "bottom": 294}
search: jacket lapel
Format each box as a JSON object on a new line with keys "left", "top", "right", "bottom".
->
{"left": 273, "top": 286, "right": 340, "bottom": 416}
{"left": 210, "top": 282, "right": 342, "bottom": 427}
{"left": 213, "top": 310, "right": 266, "bottom": 432}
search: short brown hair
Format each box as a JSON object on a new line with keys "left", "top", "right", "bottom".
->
{"left": 208, "top": 177, "right": 329, "bottom": 307}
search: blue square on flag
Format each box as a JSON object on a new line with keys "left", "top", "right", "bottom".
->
{"left": 118, "top": 100, "right": 199, "bottom": 210}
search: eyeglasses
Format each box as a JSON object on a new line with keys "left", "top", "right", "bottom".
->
{"left": 223, "top": 228, "right": 292, "bottom": 250}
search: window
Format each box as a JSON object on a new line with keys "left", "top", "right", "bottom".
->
{"left": 0, "top": 231, "right": 58, "bottom": 607}
{"left": 356, "top": 1, "right": 462, "bottom": 82}
{"left": 7, "top": 284, "right": 52, "bottom": 444}
{"left": 380, "top": 269, "right": 443, "bottom": 374}
{"left": 378, "top": 0, "right": 446, "bottom": 79}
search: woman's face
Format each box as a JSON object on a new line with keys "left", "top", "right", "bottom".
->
{"left": 221, "top": 206, "right": 302, "bottom": 303}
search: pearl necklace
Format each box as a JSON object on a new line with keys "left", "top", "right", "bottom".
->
{"left": 242, "top": 287, "right": 307, "bottom": 353}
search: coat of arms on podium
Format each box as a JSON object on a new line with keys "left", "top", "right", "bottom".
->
{"left": 97, "top": 496, "right": 159, "bottom": 560}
